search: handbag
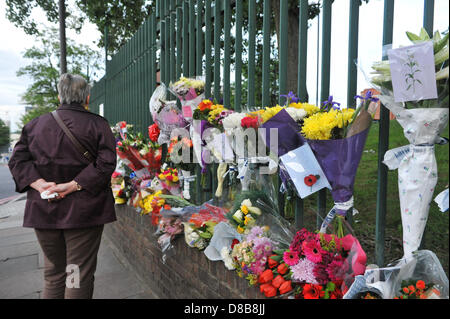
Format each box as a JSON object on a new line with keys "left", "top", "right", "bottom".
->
{"left": 51, "top": 110, "right": 95, "bottom": 163}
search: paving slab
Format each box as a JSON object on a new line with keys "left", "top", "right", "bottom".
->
{"left": 0, "top": 199, "right": 158, "bottom": 299}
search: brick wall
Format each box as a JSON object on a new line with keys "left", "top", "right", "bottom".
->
{"left": 104, "top": 205, "right": 264, "bottom": 299}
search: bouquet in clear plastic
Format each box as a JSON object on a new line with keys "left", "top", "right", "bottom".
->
{"left": 368, "top": 28, "right": 449, "bottom": 257}
{"left": 183, "top": 201, "right": 229, "bottom": 250}
{"left": 149, "top": 83, "right": 189, "bottom": 145}
{"left": 167, "top": 135, "right": 197, "bottom": 200}
{"left": 169, "top": 76, "right": 205, "bottom": 121}
{"left": 344, "top": 250, "right": 448, "bottom": 299}
{"left": 114, "top": 121, "right": 149, "bottom": 176}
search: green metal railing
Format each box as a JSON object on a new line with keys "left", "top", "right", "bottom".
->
{"left": 90, "top": 0, "right": 437, "bottom": 267}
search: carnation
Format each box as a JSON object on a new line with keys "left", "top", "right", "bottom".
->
{"left": 291, "top": 258, "right": 319, "bottom": 284}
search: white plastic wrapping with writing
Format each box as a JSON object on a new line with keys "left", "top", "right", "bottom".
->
{"left": 381, "top": 95, "right": 449, "bottom": 257}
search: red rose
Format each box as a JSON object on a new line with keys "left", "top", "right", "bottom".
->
{"left": 304, "top": 174, "right": 318, "bottom": 187}
{"left": 272, "top": 275, "right": 286, "bottom": 289}
{"left": 231, "top": 239, "right": 240, "bottom": 250}
{"left": 148, "top": 124, "right": 160, "bottom": 142}
{"left": 258, "top": 269, "right": 274, "bottom": 284}
{"left": 277, "top": 263, "right": 289, "bottom": 275}
{"left": 279, "top": 280, "right": 293, "bottom": 295}
{"left": 268, "top": 256, "right": 279, "bottom": 269}
{"left": 263, "top": 284, "right": 277, "bottom": 298}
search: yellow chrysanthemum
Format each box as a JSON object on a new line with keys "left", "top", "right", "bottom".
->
{"left": 237, "top": 226, "right": 245, "bottom": 234}
{"left": 289, "top": 102, "right": 320, "bottom": 116}
{"left": 301, "top": 108, "right": 355, "bottom": 140}
{"left": 261, "top": 105, "right": 284, "bottom": 123}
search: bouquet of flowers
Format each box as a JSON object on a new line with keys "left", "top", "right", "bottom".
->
{"left": 114, "top": 122, "right": 150, "bottom": 176}
{"left": 167, "top": 135, "right": 196, "bottom": 200}
{"left": 139, "top": 190, "right": 167, "bottom": 225}
{"left": 183, "top": 202, "right": 228, "bottom": 250}
{"left": 111, "top": 172, "right": 133, "bottom": 205}
{"left": 158, "top": 165, "right": 181, "bottom": 196}
{"left": 394, "top": 279, "right": 442, "bottom": 299}
{"left": 226, "top": 191, "right": 274, "bottom": 235}
{"left": 271, "top": 228, "right": 367, "bottom": 299}
{"left": 153, "top": 195, "right": 195, "bottom": 262}
{"left": 149, "top": 83, "right": 189, "bottom": 145}
{"left": 301, "top": 95, "right": 375, "bottom": 234}
{"left": 231, "top": 226, "right": 278, "bottom": 287}
{"left": 343, "top": 250, "right": 449, "bottom": 299}
{"left": 369, "top": 28, "right": 449, "bottom": 257}
{"left": 169, "top": 76, "right": 206, "bottom": 120}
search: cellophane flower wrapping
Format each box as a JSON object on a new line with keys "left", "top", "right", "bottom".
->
{"left": 154, "top": 204, "right": 196, "bottom": 263}
{"left": 366, "top": 28, "right": 449, "bottom": 258}
{"left": 114, "top": 122, "right": 150, "bottom": 178}
{"left": 169, "top": 76, "right": 206, "bottom": 121}
{"left": 182, "top": 200, "right": 229, "bottom": 250}
{"left": 149, "top": 83, "right": 189, "bottom": 145}
{"left": 344, "top": 250, "right": 449, "bottom": 299}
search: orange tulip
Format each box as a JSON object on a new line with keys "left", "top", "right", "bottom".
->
{"left": 279, "top": 280, "right": 293, "bottom": 295}
{"left": 263, "top": 284, "right": 277, "bottom": 298}
{"left": 277, "top": 263, "right": 289, "bottom": 275}
{"left": 258, "top": 269, "right": 274, "bottom": 284}
{"left": 272, "top": 275, "right": 286, "bottom": 289}
{"left": 268, "top": 256, "right": 279, "bottom": 269}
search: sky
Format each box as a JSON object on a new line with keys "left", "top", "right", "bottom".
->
{"left": 0, "top": 0, "right": 449, "bottom": 132}
{"left": 0, "top": 0, "right": 102, "bottom": 132}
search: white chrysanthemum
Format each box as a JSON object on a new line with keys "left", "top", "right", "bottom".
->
{"left": 286, "top": 107, "right": 307, "bottom": 122}
{"left": 222, "top": 112, "right": 246, "bottom": 130}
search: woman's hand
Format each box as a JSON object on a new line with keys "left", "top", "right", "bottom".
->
{"left": 30, "top": 179, "right": 56, "bottom": 194}
{"left": 45, "top": 181, "right": 79, "bottom": 201}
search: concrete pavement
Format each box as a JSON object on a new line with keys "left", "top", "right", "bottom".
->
{"left": 0, "top": 197, "right": 158, "bottom": 299}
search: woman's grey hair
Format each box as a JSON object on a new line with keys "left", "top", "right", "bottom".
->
{"left": 57, "top": 73, "right": 90, "bottom": 105}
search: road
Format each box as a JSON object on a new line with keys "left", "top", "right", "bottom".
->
{"left": 0, "top": 164, "right": 19, "bottom": 200}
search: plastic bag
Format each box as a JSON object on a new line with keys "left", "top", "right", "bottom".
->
{"left": 344, "top": 250, "right": 449, "bottom": 299}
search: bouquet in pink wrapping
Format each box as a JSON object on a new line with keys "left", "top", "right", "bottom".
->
{"left": 266, "top": 228, "right": 367, "bottom": 299}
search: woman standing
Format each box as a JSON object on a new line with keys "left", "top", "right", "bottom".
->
{"left": 8, "top": 74, "right": 117, "bottom": 299}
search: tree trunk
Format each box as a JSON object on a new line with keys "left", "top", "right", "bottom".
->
{"left": 59, "top": 0, "right": 67, "bottom": 75}
{"left": 272, "top": 0, "right": 300, "bottom": 96}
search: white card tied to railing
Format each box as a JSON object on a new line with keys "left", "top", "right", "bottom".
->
{"left": 388, "top": 41, "right": 438, "bottom": 103}
{"left": 279, "top": 144, "right": 331, "bottom": 199}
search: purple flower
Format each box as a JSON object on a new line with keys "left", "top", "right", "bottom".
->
{"left": 322, "top": 96, "right": 341, "bottom": 111}
{"left": 355, "top": 90, "right": 379, "bottom": 104}
{"left": 281, "top": 91, "right": 300, "bottom": 105}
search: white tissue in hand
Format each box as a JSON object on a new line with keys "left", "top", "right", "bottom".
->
{"left": 41, "top": 190, "right": 59, "bottom": 200}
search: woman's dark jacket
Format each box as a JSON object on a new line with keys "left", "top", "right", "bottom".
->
{"left": 8, "top": 103, "right": 117, "bottom": 229}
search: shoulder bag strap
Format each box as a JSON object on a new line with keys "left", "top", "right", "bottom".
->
{"left": 51, "top": 110, "right": 95, "bottom": 163}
